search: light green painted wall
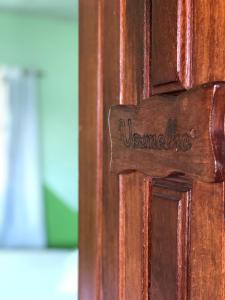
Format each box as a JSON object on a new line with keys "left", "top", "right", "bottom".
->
{"left": 0, "top": 12, "right": 78, "bottom": 247}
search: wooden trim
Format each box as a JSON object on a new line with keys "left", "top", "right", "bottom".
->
{"left": 118, "top": 1, "right": 151, "bottom": 299}
{"left": 142, "top": 177, "right": 151, "bottom": 299}
{"left": 79, "top": 0, "right": 103, "bottom": 298}
{"left": 102, "top": 0, "right": 121, "bottom": 298}
{"left": 119, "top": 175, "right": 125, "bottom": 300}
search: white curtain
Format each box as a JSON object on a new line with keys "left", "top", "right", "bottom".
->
{"left": 0, "top": 68, "right": 46, "bottom": 247}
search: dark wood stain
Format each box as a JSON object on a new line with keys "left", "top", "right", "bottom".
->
{"left": 109, "top": 84, "right": 225, "bottom": 183}
{"left": 79, "top": 0, "right": 225, "bottom": 299}
{"left": 118, "top": 118, "right": 193, "bottom": 152}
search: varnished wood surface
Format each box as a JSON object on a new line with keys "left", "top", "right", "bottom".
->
{"left": 119, "top": 173, "right": 149, "bottom": 300}
{"left": 80, "top": 0, "right": 225, "bottom": 299}
{"left": 80, "top": 0, "right": 151, "bottom": 299}
{"left": 151, "top": 0, "right": 192, "bottom": 93}
{"left": 192, "top": 0, "right": 225, "bottom": 86}
{"left": 102, "top": 1, "right": 120, "bottom": 299}
{"left": 150, "top": 177, "right": 190, "bottom": 299}
{"left": 152, "top": 0, "right": 178, "bottom": 86}
{"left": 189, "top": 181, "right": 225, "bottom": 299}
{"left": 109, "top": 83, "right": 225, "bottom": 183}
{"left": 151, "top": 0, "right": 225, "bottom": 94}
{"left": 79, "top": 0, "right": 103, "bottom": 299}
{"left": 118, "top": 1, "right": 150, "bottom": 299}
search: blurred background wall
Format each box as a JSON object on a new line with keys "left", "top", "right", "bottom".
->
{"left": 0, "top": 11, "right": 78, "bottom": 248}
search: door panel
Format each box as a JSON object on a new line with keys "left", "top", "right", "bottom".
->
{"left": 150, "top": 178, "right": 190, "bottom": 299}
{"left": 189, "top": 182, "right": 225, "bottom": 299}
{"left": 79, "top": 0, "right": 225, "bottom": 299}
{"left": 119, "top": 173, "right": 150, "bottom": 299}
{"left": 151, "top": 0, "right": 188, "bottom": 93}
{"left": 191, "top": 0, "right": 225, "bottom": 86}
{"left": 151, "top": 0, "right": 225, "bottom": 94}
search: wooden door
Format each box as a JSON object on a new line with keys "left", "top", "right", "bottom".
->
{"left": 79, "top": 1, "right": 225, "bottom": 299}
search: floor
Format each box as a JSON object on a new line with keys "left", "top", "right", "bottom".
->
{"left": 0, "top": 249, "right": 78, "bottom": 300}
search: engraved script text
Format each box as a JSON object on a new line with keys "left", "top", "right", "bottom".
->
{"left": 118, "top": 119, "right": 193, "bottom": 152}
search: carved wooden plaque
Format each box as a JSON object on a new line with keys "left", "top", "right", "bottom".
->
{"left": 109, "top": 84, "right": 225, "bottom": 183}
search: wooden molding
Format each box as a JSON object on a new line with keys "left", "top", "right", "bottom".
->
{"left": 151, "top": 0, "right": 225, "bottom": 94}
{"left": 151, "top": 0, "right": 191, "bottom": 94}
{"left": 109, "top": 83, "right": 225, "bottom": 183}
{"left": 150, "top": 177, "right": 191, "bottom": 299}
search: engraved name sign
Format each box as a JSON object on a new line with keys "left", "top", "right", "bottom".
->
{"left": 119, "top": 118, "right": 193, "bottom": 152}
{"left": 109, "top": 84, "right": 225, "bottom": 183}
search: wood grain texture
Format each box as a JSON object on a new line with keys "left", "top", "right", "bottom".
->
{"left": 152, "top": 0, "right": 179, "bottom": 85}
{"left": 151, "top": 0, "right": 191, "bottom": 93}
{"left": 79, "top": 0, "right": 103, "bottom": 299}
{"left": 80, "top": 0, "right": 225, "bottom": 299}
{"left": 151, "top": 0, "right": 225, "bottom": 94}
{"left": 192, "top": 0, "right": 225, "bottom": 86}
{"left": 102, "top": 0, "right": 120, "bottom": 299}
{"left": 119, "top": 173, "right": 150, "bottom": 300}
{"left": 150, "top": 177, "right": 191, "bottom": 299}
{"left": 119, "top": 1, "right": 151, "bottom": 299}
{"left": 189, "top": 181, "right": 225, "bottom": 299}
{"left": 109, "top": 83, "right": 225, "bottom": 183}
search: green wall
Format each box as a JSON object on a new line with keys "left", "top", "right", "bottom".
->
{"left": 0, "top": 12, "right": 78, "bottom": 247}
